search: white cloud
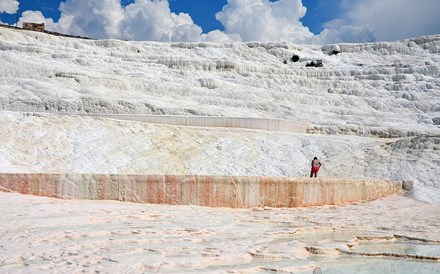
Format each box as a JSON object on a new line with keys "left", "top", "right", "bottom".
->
{"left": 215, "top": 0, "right": 440, "bottom": 43}
{"left": 317, "top": 25, "right": 375, "bottom": 44}
{"left": 56, "top": 0, "right": 124, "bottom": 39}
{"left": 17, "top": 10, "right": 56, "bottom": 29}
{"left": 14, "top": 0, "right": 437, "bottom": 44}
{"left": 15, "top": 0, "right": 323, "bottom": 43}
{"left": 335, "top": 0, "right": 440, "bottom": 41}
{"left": 119, "top": 0, "right": 202, "bottom": 41}
{"left": 13, "top": 0, "right": 364, "bottom": 44}
{"left": 216, "top": 0, "right": 315, "bottom": 43}
{"left": 0, "top": 0, "right": 19, "bottom": 14}
{"left": 315, "top": 18, "right": 375, "bottom": 44}
{"left": 17, "top": 0, "right": 206, "bottom": 42}
{"left": 57, "top": 0, "right": 212, "bottom": 42}
{"left": 213, "top": 0, "right": 377, "bottom": 44}
{"left": 202, "top": 30, "right": 240, "bottom": 42}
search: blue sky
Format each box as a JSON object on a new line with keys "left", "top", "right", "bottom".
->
{"left": 1, "top": 0, "right": 334, "bottom": 33}
{"left": 168, "top": 0, "right": 341, "bottom": 35}
{"left": 0, "top": 0, "right": 439, "bottom": 43}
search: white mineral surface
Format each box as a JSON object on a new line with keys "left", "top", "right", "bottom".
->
{"left": 0, "top": 26, "right": 439, "bottom": 272}
{"left": 0, "top": 191, "right": 439, "bottom": 273}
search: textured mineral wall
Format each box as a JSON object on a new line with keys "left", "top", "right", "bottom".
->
{"left": 68, "top": 114, "right": 310, "bottom": 133}
{"left": 0, "top": 173, "right": 403, "bottom": 208}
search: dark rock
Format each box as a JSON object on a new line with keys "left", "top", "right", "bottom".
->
{"left": 306, "top": 60, "right": 323, "bottom": 67}
{"left": 433, "top": 117, "right": 440, "bottom": 125}
{"left": 291, "top": 54, "right": 300, "bottom": 62}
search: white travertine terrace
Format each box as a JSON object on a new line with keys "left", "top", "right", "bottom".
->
{"left": 0, "top": 25, "right": 439, "bottom": 273}
{"left": 0, "top": 173, "right": 403, "bottom": 208}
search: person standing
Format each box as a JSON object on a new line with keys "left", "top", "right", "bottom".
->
{"left": 310, "top": 157, "right": 321, "bottom": 178}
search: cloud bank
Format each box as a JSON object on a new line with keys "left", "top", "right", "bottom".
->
{"left": 10, "top": 0, "right": 440, "bottom": 44}
{"left": 216, "top": 0, "right": 314, "bottom": 43}
{"left": 0, "top": 0, "right": 19, "bottom": 14}
{"left": 17, "top": 0, "right": 205, "bottom": 42}
{"left": 340, "top": 0, "right": 440, "bottom": 41}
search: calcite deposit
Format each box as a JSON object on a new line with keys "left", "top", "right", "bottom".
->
{"left": 0, "top": 173, "right": 403, "bottom": 208}
{"left": 0, "top": 191, "right": 438, "bottom": 273}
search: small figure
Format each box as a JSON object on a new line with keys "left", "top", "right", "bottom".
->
{"left": 313, "top": 266, "right": 322, "bottom": 274}
{"left": 310, "top": 157, "right": 321, "bottom": 178}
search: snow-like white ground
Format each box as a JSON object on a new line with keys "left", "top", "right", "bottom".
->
{"left": 0, "top": 26, "right": 438, "bottom": 203}
{"left": 1, "top": 25, "right": 440, "bottom": 273}
{"left": 1, "top": 191, "right": 439, "bottom": 273}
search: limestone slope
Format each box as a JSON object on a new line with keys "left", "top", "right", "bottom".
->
{"left": 0, "top": 27, "right": 439, "bottom": 202}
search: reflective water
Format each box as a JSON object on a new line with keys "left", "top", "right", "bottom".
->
{"left": 305, "top": 256, "right": 440, "bottom": 274}
{"left": 198, "top": 256, "right": 439, "bottom": 273}
{"left": 198, "top": 233, "right": 440, "bottom": 273}
{"left": 352, "top": 238, "right": 440, "bottom": 258}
